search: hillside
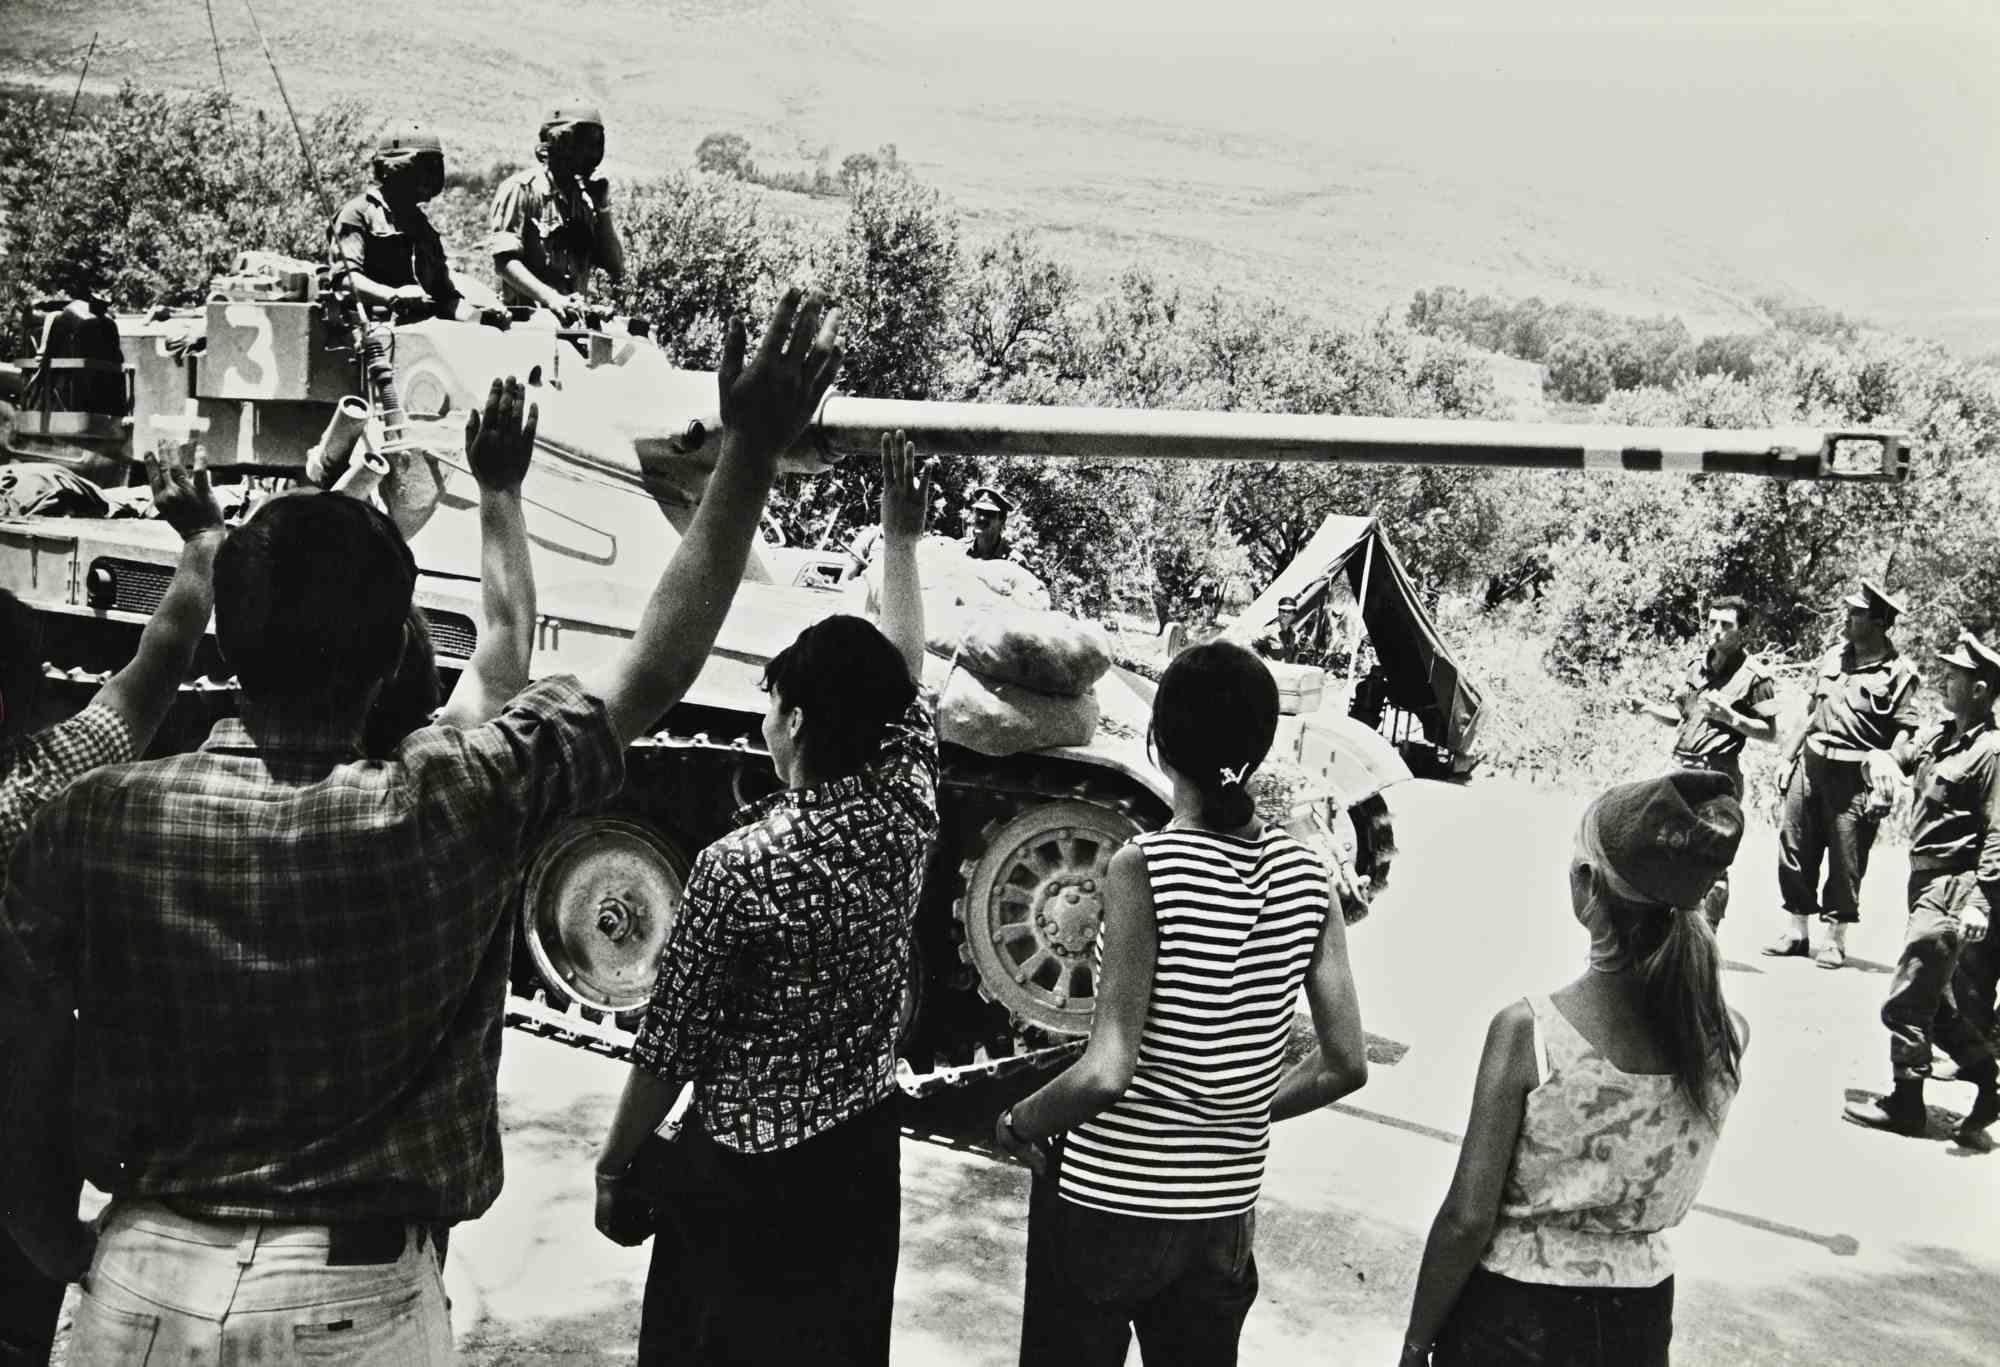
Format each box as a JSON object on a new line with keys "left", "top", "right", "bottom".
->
{"left": 4, "top": 1, "right": 1995, "bottom": 351}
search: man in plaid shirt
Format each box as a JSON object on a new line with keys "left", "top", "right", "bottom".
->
{"left": 0, "top": 449, "right": 223, "bottom": 1367}
{"left": 1, "top": 291, "right": 843, "bottom": 1364}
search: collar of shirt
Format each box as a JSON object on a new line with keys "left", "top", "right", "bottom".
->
{"left": 1834, "top": 642, "right": 1901, "bottom": 674}
{"left": 1930, "top": 716, "right": 1994, "bottom": 757}
{"left": 199, "top": 715, "right": 365, "bottom": 760}
{"left": 732, "top": 769, "right": 878, "bottom": 828}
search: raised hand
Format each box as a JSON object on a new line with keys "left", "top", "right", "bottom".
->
{"left": 717, "top": 287, "right": 843, "bottom": 464}
{"left": 880, "top": 431, "right": 930, "bottom": 539}
{"left": 464, "top": 376, "right": 538, "bottom": 493}
{"left": 145, "top": 441, "right": 223, "bottom": 541}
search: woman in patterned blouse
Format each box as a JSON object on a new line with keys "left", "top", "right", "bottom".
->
{"left": 1400, "top": 770, "right": 1751, "bottom": 1367}
{"left": 593, "top": 434, "right": 935, "bottom": 1367}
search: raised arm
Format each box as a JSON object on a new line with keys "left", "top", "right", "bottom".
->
{"left": 438, "top": 379, "right": 539, "bottom": 728}
{"left": 877, "top": 431, "right": 930, "bottom": 681}
{"left": 91, "top": 447, "right": 224, "bottom": 752}
{"left": 1269, "top": 900, "right": 1369, "bottom": 1121}
{"left": 994, "top": 842, "right": 1157, "bottom": 1171}
{"left": 578, "top": 289, "right": 843, "bottom": 745}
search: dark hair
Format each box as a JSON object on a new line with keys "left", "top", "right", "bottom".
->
{"left": 363, "top": 606, "right": 441, "bottom": 757}
{"left": 1599, "top": 889, "right": 1743, "bottom": 1124}
{"left": 0, "top": 588, "right": 46, "bottom": 739}
{"left": 1148, "top": 641, "right": 1278, "bottom": 830}
{"left": 1708, "top": 595, "right": 1752, "bottom": 623}
{"left": 215, "top": 491, "right": 416, "bottom": 712}
{"left": 761, "top": 615, "right": 916, "bottom": 781}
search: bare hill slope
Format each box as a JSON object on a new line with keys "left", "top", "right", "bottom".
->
{"left": 5, "top": 1, "right": 1994, "bottom": 350}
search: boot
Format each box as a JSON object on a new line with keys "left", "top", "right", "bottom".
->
{"left": 1955, "top": 1068, "right": 1999, "bottom": 1144}
{"left": 1843, "top": 1079, "right": 1926, "bottom": 1136}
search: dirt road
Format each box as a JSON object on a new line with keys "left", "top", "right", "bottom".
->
{"left": 50, "top": 776, "right": 2000, "bottom": 1363}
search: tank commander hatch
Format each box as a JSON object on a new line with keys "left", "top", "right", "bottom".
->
{"left": 329, "top": 125, "right": 510, "bottom": 329}
{"left": 488, "top": 102, "right": 626, "bottom": 325}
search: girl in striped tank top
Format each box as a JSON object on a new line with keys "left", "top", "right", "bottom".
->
{"left": 994, "top": 642, "right": 1371, "bottom": 1367}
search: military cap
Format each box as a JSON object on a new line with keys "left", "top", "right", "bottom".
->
{"left": 374, "top": 124, "right": 444, "bottom": 158}
{"left": 541, "top": 102, "right": 606, "bottom": 134}
{"left": 1937, "top": 630, "right": 2000, "bottom": 688}
{"left": 968, "top": 486, "right": 1012, "bottom": 515}
{"left": 1842, "top": 580, "right": 1903, "bottom": 624}
{"left": 1276, "top": 594, "right": 1300, "bottom": 612}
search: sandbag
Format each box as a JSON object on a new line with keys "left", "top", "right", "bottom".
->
{"left": 928, "top": 659, "right": 1101, "bottom": 756}
{"left": 927, "top": 604, "right": 1112, "bottom": 698}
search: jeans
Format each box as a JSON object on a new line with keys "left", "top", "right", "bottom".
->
{"left": 639, "top": 1097, "right": 901, "bottom": 1366}
{"left": 70, "top": 1200, "right": 452, "bottom": 1365}
{"left": 1018, "top": 1144, "right": 1258, "bottom": 1367}
{"left": 1885, "top": 870, "right": 2000, "bottom": 1083}
{"left": 1434, "top": 1266, "right": 1673, "bottom": 1367}
{"left": 1778, "top": 752, "right": 1879, "bottom": 924}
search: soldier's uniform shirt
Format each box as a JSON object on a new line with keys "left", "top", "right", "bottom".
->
{"left": 1882, "top": 717, "right": 2000, "bottom": 1080}
{"left": 1803, "top": 643, "right": 1922, "bottom": 754}
{"left": 1671, "top": 646, "right": 1775, "bottom": 767}
{"left": 1779, "top": 643, "right": 1923, "bottom": 924}
{"left": 631, "top": 692, "right": 939, "bottom": 1154}
{"left": 959, "top": 532, "right": 1015, "bottom": 564}
{"left": 488, "top": 166, "right": 603, "bottom": 305}
{"left": 1256, "top": 626, "right": 1303, "bottom": 666}
{"left": 329, "top": 188, "right": 461, "bottom": 316}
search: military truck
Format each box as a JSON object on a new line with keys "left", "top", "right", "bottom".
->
{"left": 0, "top": 270, "right": 1909, "bottom": 1091}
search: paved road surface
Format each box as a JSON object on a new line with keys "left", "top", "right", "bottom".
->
{"left": 53, "top": 777, "right": 2000, "bottom": 1363}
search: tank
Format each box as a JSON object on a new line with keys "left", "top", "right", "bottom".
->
{"left": 0, "top": 280, "right": 1912, "bottom": 1090}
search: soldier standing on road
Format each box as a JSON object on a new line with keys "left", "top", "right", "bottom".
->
{"left": 961, "top": 484, "right": 1015, "bottom": 562}
{"left": 1843, "top": 631, "right": 2000, "bottom": 1143}
{"left": 1255, "top": 594, "right": 1306, "bottom": 665}
{"left": 1765, "top": 582, "right": 1922, "bottom": 970}
{"left": 488, "top": 103, "right": 627, "bottom": 324}
{"left": 329, "top": 126, "right": 510, "bottom": 328}
{"left": 1626, "top": 595, "right": 1779, "bottom": 926}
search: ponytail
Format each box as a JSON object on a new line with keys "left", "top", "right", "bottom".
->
{"left": 1610, "top": 897, "right": 1743, "bottom": 1123}
{"left": 1200, "top": 764, "right": 1256, "bottom": 830}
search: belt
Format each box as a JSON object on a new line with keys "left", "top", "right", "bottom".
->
{"left": 1909, "top": 853, "right": 1978, "bottom": 876}
{"left": 157, "top": 1200, "right": 434, "bottom": 1267}
{"left": 1672, "top": 752, "right": 1740, "bottom": 772}
{"left": 1806, "top": 736, "right": 1876, "bottom": 763}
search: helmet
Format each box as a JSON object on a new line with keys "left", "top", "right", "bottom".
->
{"left": 539, "top": 102, "right": 606, "bottom": 178}
{"left": 538, "top": 102, "right": 605, "bottom": 141}
{"left": 374, "top": 124, "right": 444, "bottom": 159}
{"left": 371, "top": 124, "right": 446, "bottom": 202}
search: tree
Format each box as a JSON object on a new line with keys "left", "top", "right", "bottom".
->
{"left": 1543, "top": 334, "right": 1611, "bottom": 404}
{"left": 693, "top": 132, "right": 755, "bottom": 181}
{"left": 0, "top": 84, "right": 372, "bottom": 349}
{"left": 611, "top": 168, "right": 796, "bottom": 369}
{"left": 813, "top": 171, "right": 960, "bottom": 401}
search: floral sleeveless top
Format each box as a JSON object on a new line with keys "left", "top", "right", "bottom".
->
{"left": 1481, "top": 995, "right": 1737, "bottom": 1288}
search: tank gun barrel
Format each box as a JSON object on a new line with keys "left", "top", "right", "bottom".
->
{"left": 811, "top": 397, "right": 1909, "bottom": 482}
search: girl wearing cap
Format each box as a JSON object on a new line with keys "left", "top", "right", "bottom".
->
{"left": 994, "top": 641, "right": 1370, "bottom": 1367}
{"left": 1400, "top": 771, "right": 1750, "bottom": 1367}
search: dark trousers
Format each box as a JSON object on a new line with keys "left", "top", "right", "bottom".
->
{"left": 1778, "top": 752, "right": 1879, "bottom": 924}
{"left": 1019, "top": 1144, "right": 1258, "bottom": 1367}
{"left": 0, "top": 1226, "right": 62, "bottom": 1367}
{"left": 1671, "top": 754, "right": 1740, "bottom": 928}
{"left": 1434, "top": 1266, "right": 1674, "bottom": 1367}
{"left": 1885, "top": 870, "right": 2000, "bottom": 1083}
{"left": 638, "top": 1098, "right": 901, "bottom": 1366}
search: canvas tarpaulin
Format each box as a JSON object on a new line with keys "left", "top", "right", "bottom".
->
{"left": 1226, "top": 515, "right": 1482, "bottom": 757}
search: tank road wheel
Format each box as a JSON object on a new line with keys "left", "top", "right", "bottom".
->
{"left": 521, "top": 816, "right": 691, "bottom": 1014}
{"left": 955, "top": 799, "right": 1145, "bottom": 1038}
